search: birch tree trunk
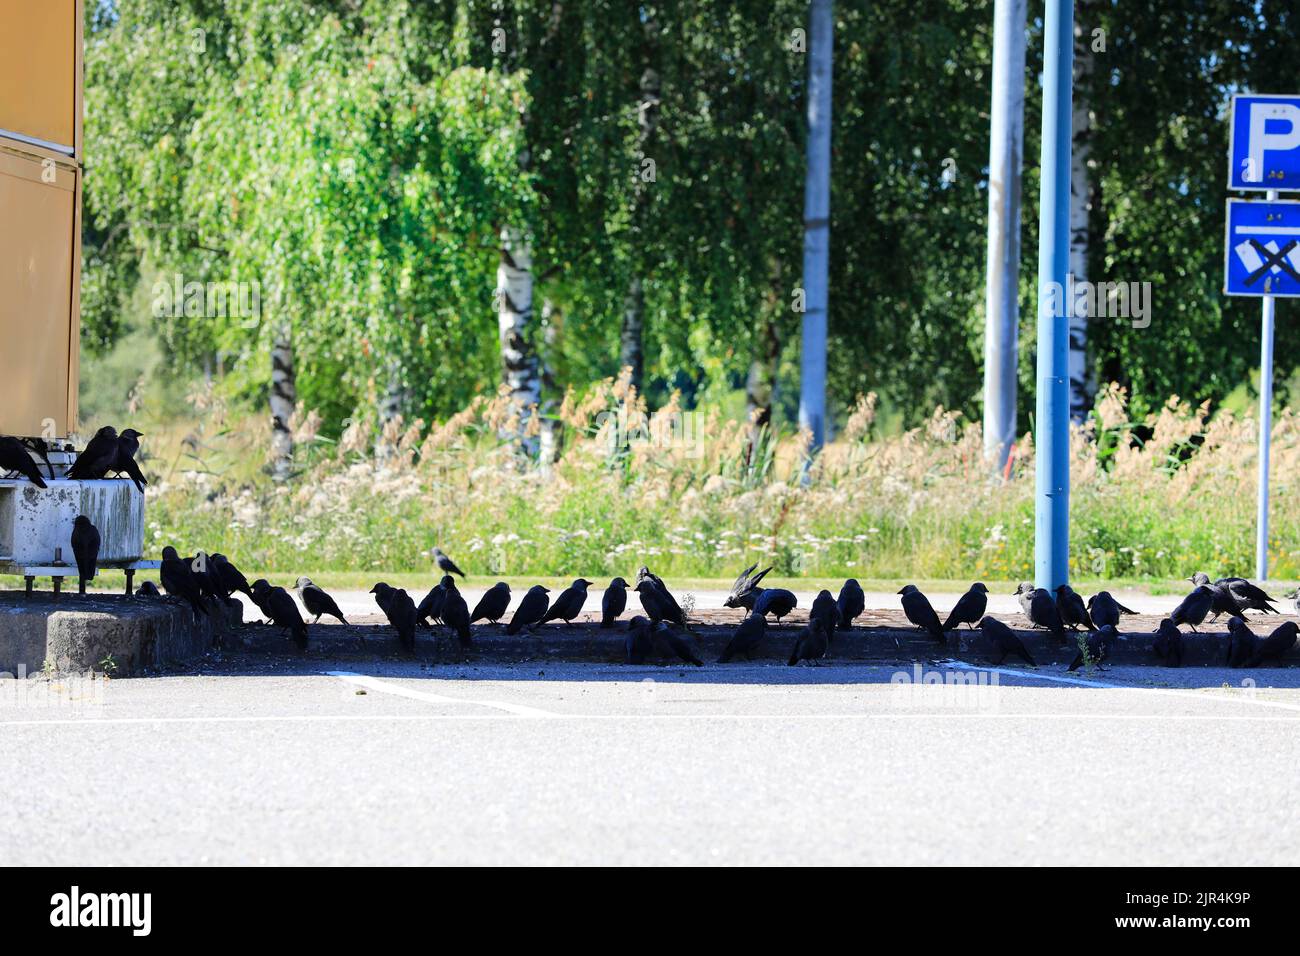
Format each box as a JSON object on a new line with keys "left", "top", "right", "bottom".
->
{"left": 538, "top": 297, "right": 562, "bottom": 470}
{"left": 498, "top": 225, "right": 540, "bottom": 456}
{"left": 1068, "top": 8, "right": 1096, "bottom": 423}
{"left": 620, "top": 276, "right": 644, "bottom": 385}
{"left": 269, "top": 323, "right": 296, "bottom": 481}
{"left": 619, "top": 47, "right": 661, "bottom": 391}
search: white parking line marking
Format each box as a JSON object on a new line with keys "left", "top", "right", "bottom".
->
{"left": 326, "top": 671, "right": 559, "bottom": 718}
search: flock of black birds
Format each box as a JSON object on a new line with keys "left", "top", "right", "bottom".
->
{"left": 4, "top": 428, "right": 1297, "bottom": 668}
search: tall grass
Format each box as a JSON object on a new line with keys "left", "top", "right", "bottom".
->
{"left": 137, "top": 376, "right": 1300, "bottom": 581}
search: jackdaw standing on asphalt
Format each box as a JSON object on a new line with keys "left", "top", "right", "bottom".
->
{"left": 294, "top": 576, "right": 347, "bottom": 624}
{"left": 625, "top": 615, "right": 654, "bottom": 664}
{"left": 371, "top": 582, "right": 417, "bottom": 653}
{"left": 723, "top": 563, "right": 773, "bottom": 611}
{"left": 1086, "top": 590, "right": 1135, "bottom": 630}
{"left": 471, "top": 581, "right": 511, "bottom": 624}
{"left": 1202, "top": 573, "right": 1279, "bottom": 616}
{"left": 600, "top": 577, "right": 629, "bottom": 628}
{"left": 942, "top": 582, "right": 988, "bottom": 632}
{"left": 1152, "top": 618, "right": 1184, "bottom": 667}
{"left": 787, "top": 616, "right": 831, "bottom": 666}
{"left": 836, "top": 578, "right": 865, "bottom": 630}
{"left": 66, "top": 426, "right": 119, "bottom": 480}
{"left": 1246, "top": 620, "right": 1298, "bottom": 667}
{"left": 718, "top": 613, "right": 767, "bottom": 663}
{"left": 160, "top": 546, "right": 208, "bottom": 616}
{"left": 70, "top": 515, "right": 100, "bottom": 594}
{"left": 541, "top": 578, "right": 593, "bottom": 625}
{"left": 753, "top": 587, "right": 797, "bottom": 623}
{"left": 654, "top": 621, "right": 704, "bottom": 667}
{"left": 1170, "top": 586, "right": 1215, "bottom": 632}
{"left": 898, "top": 585, "right": 944, "bottom": 641}
{"left": 430, "top": 547, "right": 465, "bottom": 578}
{"left": 1068, "top": 624, "right": 1118, "bottom": 672}
{"left": 1187, "top": 572, "right": 1246, "bottom": 621}
{"left": 0, "top": 436, "right": 48, "bottom": 488}
{"left": 1225, "top": 617, "right": 1256, "bottom": 668}
{"left": 1055, "top": 584, "right": 1093, "bottom": 631}
{"left": 507, "top": 585, "right": 551, "bottom": 635}
{"left": 977, "top": 616, "right": 1036, "bottom": 666}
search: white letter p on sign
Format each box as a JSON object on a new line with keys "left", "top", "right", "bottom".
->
{"left": 1249, "top": 102, "right": 1300, "bottom": 180}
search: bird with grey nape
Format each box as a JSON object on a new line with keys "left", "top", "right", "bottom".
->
{"left": 136, "top": 580, "right": 161, "bottom": 598}
{"left": 1152, "top": 618, "right": 1183, "bottom": 667}
{"left": 70, "top": 515, "right": 100, "bottom": 595}
{"left": 809, "top": 589, "right": 840, "bottom": 637}
{"left": 723, "top": 563, "right": 773, "bottom": 611}
{"left": 718, "top": 612, "right": 767, "bottom": 663}
{"left": 66, "top": 425, "right": 119, "bottom": 480}
{"left": 1213, "top": 574, "right": 1278, "bottom": 616}
{"left": 416, "top": 582, "right": 446, "bottom": 627}
{"left": 294, "top": 577, "right": 347, "bottom": 624}
{"left": 1186, "top": 572, "right": 1246, "bottom": 621}
{"left": 0, "top": 435, "right": 48, "bottom": 488}
{"left": 600, "top": 577, "right": 628, "bottom": 628}
{"left": 542, "top": 578, "right": 593, "bottom": 625}
{"left": 160, "top": 546, "right": 208, "bottom": 617}
{"left": 1017, "top": 584, "right": 1067, "bottom": 643}
{"left": 1068, "top": 624, "right": 1118, "bottom": 672}
{"left": 753, "top": 587, "right": 798, "bottom": 623}
{"left": 1246, "top": 620, "right": 1298, "bottom": 667}
{"left": 977, "top": 616, "right": 1036, "bottom": 666}
{"left": 1054, "top": 584, "right": 1093, "bottom": 631}
{"left": 439, "top": 576, "right": 473, "bottom": 647}
{"left": 1086, "top": 590, "right": 1135, "bottom": 630}
{"left": 653, "top": 622, "right": 703, "bottom": 667}
{"left": 942, "top": 582, "right": 988, "bottom": 632}
{"left": 836, "top": 578, "right": 865, "bottom": 630}
{"left": 430, "top": 547, "right": 465, "bottom": 578}
{"left": 787, "top": 616, "right": 831, "bottom": 666}
{"left": 1170, "top": 585, "right": 1215, "bottom": 632}
{"left": 1225, "top": 617, "right": 1256, "bottom": 668}
{"left": 507, "top": 585, "right": 551, "bottom": 635}
{"left": 898, "top": 585, "right": 944, "bottom": 641}
{"left": 251, "top": 579, "right": 308, "bottom": 649}
{"left": 370, "top": 582, "right": 417, "bottom": 653}
{"left": 625, "top": 616, "right": 654, "bottom": 664}
{"left": 471, "top": 581, "right": 511, "bottom": 624}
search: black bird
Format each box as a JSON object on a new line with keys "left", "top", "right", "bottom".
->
{"left": 753, "top": 587, "right": 797, "bottom": 622}
{"left": 0, "top": 435, "right": 48, "bottom": 487}
{"left": 1023, "top": 585, "right": 1067, "bottom": 642}
{"left": 248, "top": 578, "right": 276, "bottom": 620}
{"left": 634, "top": 577, "right": 688, "bottom": 628}
{"left": 20, "top": 437, "right": 55, "bottom": 481}
{"left": 416, "top": 582, "right": 447, "bottom": 626}
{"left": 136, "top": 580, "right": 161, "bottom": 597}
{"left": 1170, "top": 586, "right": 1215, "bottom": 632}
{"left": 723, "top": 563, "right": 773, "bottom": 611}
{"left": 439, "top": 576, "right": 473, "bottom": 647}
{"left": 111, "top": 429, "right": 148, "bottom": 492}
{"left": 211, "top": 553, "right": 254, "bottom": 599}
{"left": 1055, "top": 584, "right": 1093, "bottom": 631}
{"left": 1225, "top": 617, "right": 1256, "bottom": 668}
{"left": 836, "top": 578, "right": 865, "bottom": 630}
{"left": 70, "top": 515, "right": 100, "bottom": 594}
{"left": 1187, "top": 573, "right": 1246, "bottom": 621}
{"left": 1217, "top": 575, "right": 1279, "bottom": 616}
{"left": 942, "top": 582, "right": 988, "bottom": 631}
{"left": 187, "top": 550, "right": 223, "bottom": 601}
{"left": 1246, "top": 620, "right": 1298, "bottom": 667}
{"left": 653, "top": 622, "right": 703, "bottom": 667}
{"left": 1152, "top": 618, "right": 1184, "bottom": 667}
{"left": 625, "top": 615, "right": 654, "bottom": 664}
{"left": 977, "top": 616, "right": 1036, "bottom": 666}
{"left": 66, "top": 426, "right": 119, "bottom": 480}
{"left": 470, "top": 581, "right": 511, "bottom": 624}
{"left": 371, "top": 582, "right": 417, "bottom": 653}
{"left": 506, "top": 584, "right": 551, "bottom": 635}
{"left": 431, "top": 547, "right": 465, "bottom": 578}
{"left": 252, "top": 580, "right": 308, "bottom": 649}
{"left": 898, "top": 584, "right": 944, "bottom": 641}
{"left": 718, "top": 613, "right": 766, "bottom": 663}
{"left": 1086, "top": 590, "right": 1136, "bottom": 630}
{"left": 809, "top": 589, "right": 839, "bottom": 636}
{"left": 541, "top": 578, "right": 593, "bottom": 625}
{"left": 294, "top": 576, "right": 347, "bottom": 624}
{"left": 600, "top": 577, "right": 629, "bottom": 628}
{"left": 1068, "top": 624, "right": 1118, "bottom": 672}
{"left": 787, "top": 617, "right": 831, "bottom": 666}
{"left": 160, "top": 545, "right": 207, "bottom": 616}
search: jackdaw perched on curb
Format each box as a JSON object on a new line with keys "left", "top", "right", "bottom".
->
{"left": 1171, "top": 586, "right": 1215, "bottom": 632}
{"left": 416, "top": 582, "right": 446, "bottom": 627}
{"left": 899, "top": 585, "right": 944, "bottom": 641}
{"left": 507, "top": 585, "right": 551, "bottom": 635}
{"left": 0, "top": 436, "right": 48, "bottom": 488}
{"left": 942, "top": 582, "right": 988, "bottom": 632}
{"left": 371, "top": 582, "right": 417, "bottom": 653}
{"left": 718, "top": 613, "right": 767, "bottom": 663}
{"left": 136, "top": 580, "right": 161, "bottom": 598}
{"left": 1193, "top": 572, "right": 1279, "bottom": 616}
{"left": 809, "top": 589, "right": 840, "bottom": 637}
{"left": 211, "top": 553, "right": 254, "bottom": 599}
{"left": 439, "top": 576, "right": 473, "bottom": 647}
{"left": 160, "top": 546, "right": 208, "bottom": 617}
{"left": 600, "top": 578, "right": 628, "bottom": 628}
{"left": 70, "top": 515, "right": 100, "bottom": 594}
{"left": 836, "top": 578, "right": 865, "bottom": 630}
{"left": 471, "top": 581, "right": 511, "bottom": 624}
{"left": 636, "top": 568, "right": 688, "bottom": 626}
{"left": 1153, "top": 618, "right": 1184, "bottom": 667}
{"left": 294, "top": 577, "right": 347, "bottom": 624}
{"left": 542, "top": 579, "right": 593, "bottom": 625}
{"left": 1016, "top": 583, "right": 1067, "bottom": 642}
{"left": 653, "top": 622, "right": 703, "bottom": 667}
{"left": 787, "top": 616, "right": 831, "bottom": 666}
{"left": 252, "top": 579, "right": 308, "bottom": 650}
{"left": 1246, "top": 620, "right": 1298, "bottom": 667}
{"left": 977, "top": 616, "right": 1036, "bottom": 666}
{"left": 723, "top": 563, "right": 773, "bottom": 611}
{"left": 1186, "top": 572, "right": 1247, "bottom": 621}
{"left": 753, "top": 587, "right": 797, "bottom": 622}
{"left": 634, "top": 577, "right": 688, "bottom": 628}
{"left": 1086, "top": 590, "right": 1136, "bottom": 630}
{"left": 625, "top": 615, "right": 654, "bottom": 664}
{"left": 1068, "top": 624, "right": 1118, "bottom": 672}
{"left": 1225, "top": 617, "right": 1256, "bottom": 668}
{"left": 1055, "top": 585, "right": 1093, "bottom": 631}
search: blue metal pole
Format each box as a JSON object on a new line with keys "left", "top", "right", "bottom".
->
{"left": 1034, "top": 0, "right": 1073, "bottom": 589}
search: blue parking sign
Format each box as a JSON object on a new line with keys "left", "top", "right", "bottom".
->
{"left": 1225, "top": 198, "right": 1300, "bottom": 297}
{"left": 1229, "top": 95, "right": 1300, "bottom": 191}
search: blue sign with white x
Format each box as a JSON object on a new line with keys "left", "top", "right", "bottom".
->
{"left": 1229, "top": 95, "right": 1300, "bottom": 191}
{"left": 1224, "top": 198, "right": 1300, "bottom": 297}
